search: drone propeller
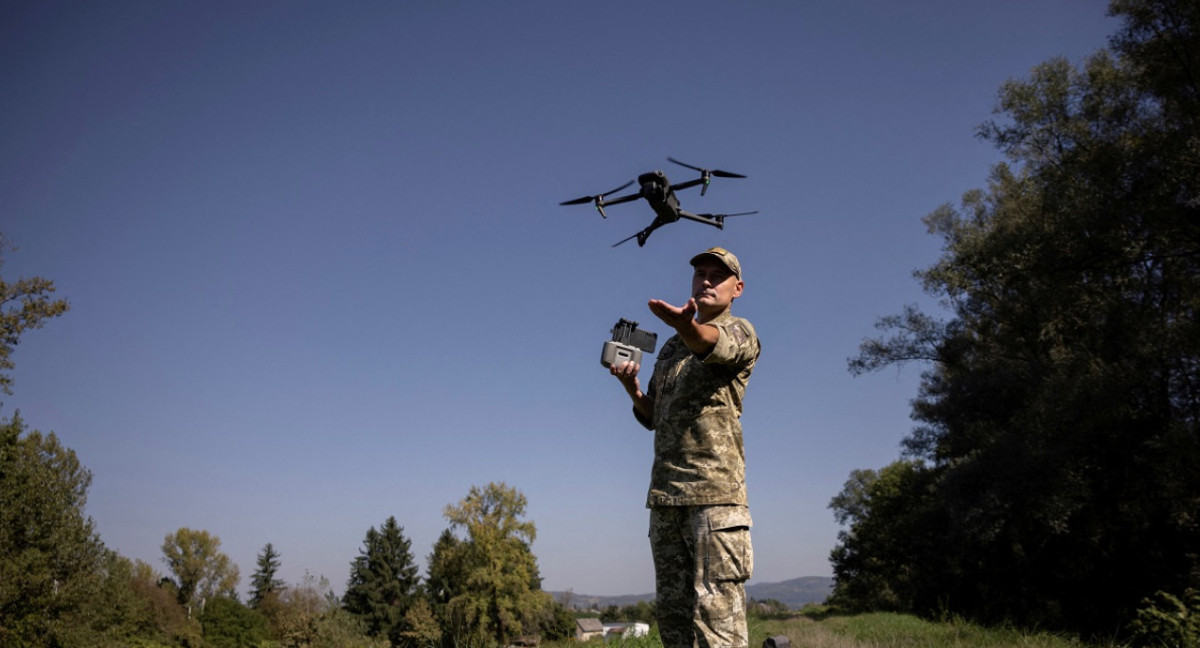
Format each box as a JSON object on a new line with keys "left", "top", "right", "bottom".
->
{"left": 560, "top": 180, "right": 635, "bottom": 219}
{"left": 667, "top": 157, "right": 747, "bottom": 195}
{"left": 611, "top": 226, "right": 655, "bottom": 248}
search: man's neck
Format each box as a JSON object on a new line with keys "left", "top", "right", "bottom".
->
{"left": 696, "top": 307, "right": 731, "bottom": 325}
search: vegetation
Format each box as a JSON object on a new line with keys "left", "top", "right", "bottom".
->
{"left": 249, "top": 543, "right": 286, "bottom": 610}
{"left": 0, "top": 233, "right": 69, "bottom": 396}
{"left": 162, "top": 527, "right": 242, "bottom": 615}
{"left": 0, "top": 414, "right": 112, "bottom": 647}
{"left": 343, "top": 516, "right": 421, "bottom": 644}
{"left": 541, "top": 609, "right": 1120, "bottom": 648}
{"left": 438, "top": 482, "right": 572, "bottom": 646}
{"left": 833, "top": 0, "right": 1199, "bottom": 641}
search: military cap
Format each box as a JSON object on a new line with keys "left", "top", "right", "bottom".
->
{"left": 689, "top": 246, "right": 742, "bottom": 279}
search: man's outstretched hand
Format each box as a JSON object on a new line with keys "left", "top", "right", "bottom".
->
{"left": 648, "top": 298, "right": 697, "bottom": 331}
{"left": 647, "top": 297, "right": 718, "bottom": 356}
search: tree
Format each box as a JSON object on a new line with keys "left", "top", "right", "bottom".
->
{"left": 424, "top": 528, "right": 466, "bottom": 626}
{"left": 0, "top": 234, "right": 70, "bottom": 396}
{"left": 250, "top": 542, "right": 286, "bottom": 609}
{"left": 277, "top": 571, "right": 386, "bottom": 648}
{"left": 838, "top": 0, "right": 1200, "bottom": 635}
{"left": 199, "top": 596, "right": 270, "bottom": 648}
{"left": 0, "top": 414, "right": 111, "bottom": 647}
{"left": 343, "top": 516, "right": 421, "bottom": 644}
{"left": 161, "top": 527, "right": 241, "bottom": 615}
{"left": 827, "top": 462, "right": 943, "bottom": 614}
{"left": 125, "top": 558, "right": 201, "bottom": 647}
{"left": 396, "top": 598, "right": 441, "bottom": 648}
{"left": 440, "top": 482, "right": 557, "bottom": 647}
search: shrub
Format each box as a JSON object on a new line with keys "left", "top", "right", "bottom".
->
{"left": 1130, "top": 589, "right": 1200, "bottom": 648}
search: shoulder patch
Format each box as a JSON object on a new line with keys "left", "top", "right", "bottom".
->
{"left": 731, "top": 322, "right": 749, "bottom": 345}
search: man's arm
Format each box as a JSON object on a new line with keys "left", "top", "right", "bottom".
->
{"left": 648, "top": 298, "right": 718, "bottom": 356}
{"left": 610, "top": 361, "right": 654, "bottom": 422}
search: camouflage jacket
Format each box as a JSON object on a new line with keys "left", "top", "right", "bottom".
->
{"left": 634, "top": 311, "right": 760, "bottom": 507}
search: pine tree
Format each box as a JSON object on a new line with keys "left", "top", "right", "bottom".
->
{"left": 249, "top": 542, "right": 285, "bottom": 608}
{"left": 343, "top": 516, "right": 420, "bottom": 643}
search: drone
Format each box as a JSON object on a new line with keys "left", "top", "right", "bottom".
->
{"left": 560, "top": 157, "right": 758, "bottom": 247}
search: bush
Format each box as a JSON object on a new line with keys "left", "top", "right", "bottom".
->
{"left": 1130, "top": 589, "right": 1200, "bottom": 648}
{"left": 199, "top": 596, "right": 270, "bottom": 648}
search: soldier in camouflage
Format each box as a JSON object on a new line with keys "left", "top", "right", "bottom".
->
{"left": 608, "top": 247, "right": 761, "bottom": 648}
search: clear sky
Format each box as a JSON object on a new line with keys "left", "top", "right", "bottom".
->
{"left": 2, "top": 1, "right": 1117, "bottom": 598}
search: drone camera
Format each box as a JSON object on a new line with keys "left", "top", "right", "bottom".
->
{"left": 601, "top": 318, "right": 658, "bottom": 368}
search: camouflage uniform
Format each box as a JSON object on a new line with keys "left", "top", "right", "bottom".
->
{"left": 633, "top": 300, "right": 760, "bottom": 648}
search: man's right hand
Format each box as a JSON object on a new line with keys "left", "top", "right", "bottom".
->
{"left": 609, "top": 360, "right": 640, "bottom": 393}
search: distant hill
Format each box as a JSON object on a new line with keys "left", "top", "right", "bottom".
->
{"left": 552, "top": 576, "right": 833, "bottom": 611}
{"left": 745, "top": 576, "right": 833, "bottom": 608}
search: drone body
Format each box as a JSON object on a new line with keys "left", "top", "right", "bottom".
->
{"left": 561, "top": 158, "right": 758, "bottom": 247}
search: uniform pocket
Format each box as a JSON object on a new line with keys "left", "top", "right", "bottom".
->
{"left": 703, "top": 506, "right": 753, "bottom": 583}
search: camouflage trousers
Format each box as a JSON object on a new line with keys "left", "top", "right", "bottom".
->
{"left": 650, "top": 505, "right": 753, "bottom": 648}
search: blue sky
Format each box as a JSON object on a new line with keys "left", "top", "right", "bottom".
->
{"left": 2, "top": 1, "right": 1116, "bottom": 598}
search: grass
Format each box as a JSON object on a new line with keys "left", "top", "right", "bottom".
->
{"left": 551, "top": 612, "right": 1125, "bottom": 648}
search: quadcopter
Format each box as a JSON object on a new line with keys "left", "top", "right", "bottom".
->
{"left": 560, "top": 157, "right": 758, "bottom": 247}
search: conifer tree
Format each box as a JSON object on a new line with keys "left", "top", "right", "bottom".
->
{"left": 249, "top": 542, "right": 285, "bottom": 608}
{"left": 343, "top": 516, "right": 420, "bottom": 643}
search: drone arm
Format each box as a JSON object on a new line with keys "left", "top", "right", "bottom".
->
{"left": 676, "top": 210, "right": 725, "bottom": 230}
{"left": 602, "top": 192, "right": 643, "bottom": 207}
{"left": 669, "top": 178, "right": 706, "bottom": 192}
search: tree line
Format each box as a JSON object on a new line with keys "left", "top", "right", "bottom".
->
{"left": 829, "top": 0, "right": 1199, "bottom": 643}
{"left": 2, "top": 409, "right": 573, "bottom": 648}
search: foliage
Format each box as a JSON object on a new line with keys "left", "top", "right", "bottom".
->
{"left": 425, "top": 528, "right": 467, "bottom": 633}
{"left": 396, "top": 598, "right": 442, "bottom": 648}
{"left": 161, "top": 528, "right": 241, "bottom": 614}
{"left": 439, "top": 482, "right": 559, "bottom": 647}
{"left": 250, "top": 542, "right": 286, "bottom": 610}
{"left": 541, "top": 601, "right": 577, "bottom": 642}
{"left": 1130, "top": 588, "right": 1200, "bottom": 648}
{"left": 198, "top": 596, "right": 270, "bottom": 648}
{"left": 277, "top": 571, "right": 387, "bottom": 648}
{"left": 836, "top": 0, "right": 1200, "bottom": 635}
{"left": 827, "top": 461, "right": 947, "bottom": 615}
{"left": 599, "top": 601, "right": 655, "bottom": 624}
{"left": 343, "top": 516, "right": 421, "bottom": 644}
{"left": 0, "top": 235, "right": 70, "bottom": 396}
{"left": 0, "top": 414, "right": 113, "bottom": 647}
{"left": 126, "top": 559, "right": 202, "bottom": 647}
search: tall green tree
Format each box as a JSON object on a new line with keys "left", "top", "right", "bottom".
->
{"left": 0, "top": 414, "right": 121, "bottom": 647}
{"left": 837, "top": 0, "right": 1200, "bottom": 635}
{"left": 250, "top": 542, "right": 286, "bottom": 609}
{"left": 161, "top": 527, "right": 241, "bottom": 615}
{"left": 424, "top": 528, "right": 467, "bottom": 626}
{"left": 0, "top": 234, "right": 70, "bottom": 396}
{"left": 440, "top": 482, "right": 556, "bottom": 647}
{"left": 343, "top": 516, "right": 421, "bottom": 644}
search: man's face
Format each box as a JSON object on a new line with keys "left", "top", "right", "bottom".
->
{"left": 691, "top": 258, "right": 744, "bottom": 320}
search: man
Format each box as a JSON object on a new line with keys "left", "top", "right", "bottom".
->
{"left": 608, "top": 246, "right": 761, "bottom": 648}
